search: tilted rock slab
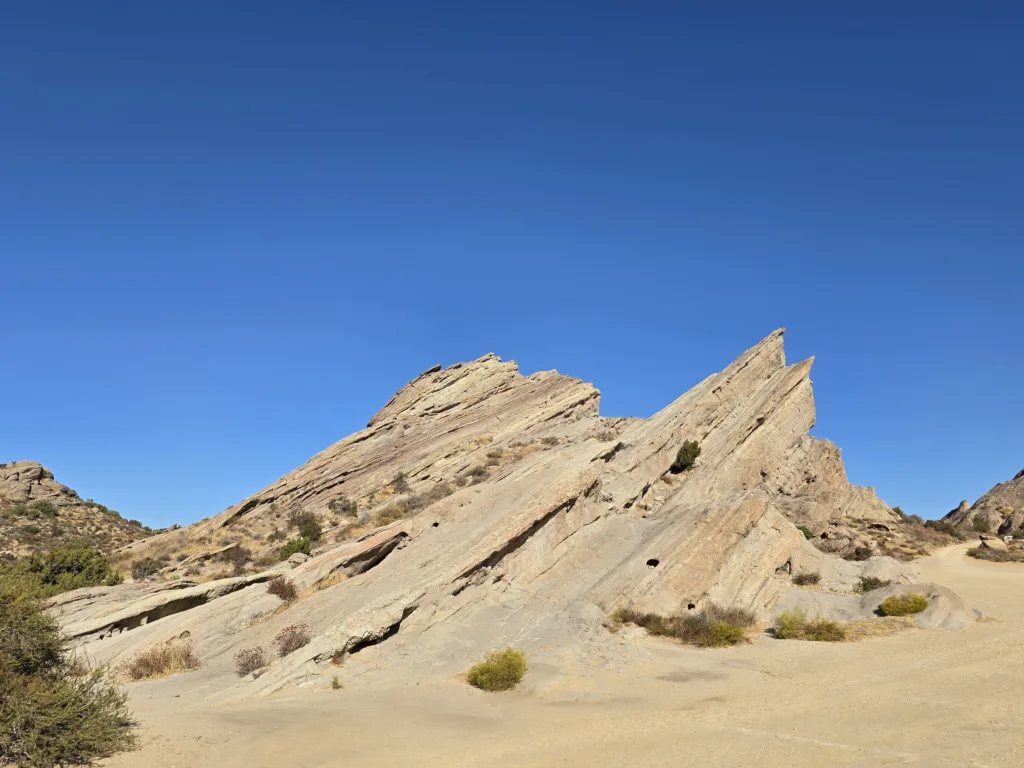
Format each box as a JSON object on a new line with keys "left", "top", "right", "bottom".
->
{"left": 942, "top": 468, "right": 1024, "bottom": 535}
{"left": 54, "top": 330, "right": 940, "bottom": 698}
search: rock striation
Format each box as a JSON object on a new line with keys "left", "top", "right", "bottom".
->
{"left": 0, "top": 461, "right": 151, "bottom": 557}
{"left": 941, "top": 469, "right": 1024, "bottom": 535}
{"left": 51, "top": 331, "right": 954, "bottom": 699}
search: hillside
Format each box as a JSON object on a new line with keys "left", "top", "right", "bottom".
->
{"left": 0, "top": 460, "right": 152, "bottom": 558}
{"left": 941, "top": 468, "right": 1024, "bottom": 535}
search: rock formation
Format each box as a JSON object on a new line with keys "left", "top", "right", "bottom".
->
{"left": 50, "top": 331, "right": 958, "bottom": 699}
{"left": 0, "top": 461, "right": 151, "bottom": 557}
{"left": 941, "top": 469, "right": 1024, "bottom": 535}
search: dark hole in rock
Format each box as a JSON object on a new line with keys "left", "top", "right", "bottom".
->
{"left": 687, "top": 603, "right": 696, "bottom": 610}
{"left": 431, "top": 522, "right": 439, "bottom": 527}
{"left": 646, "top": 558, "right": 660, "bottom": 568}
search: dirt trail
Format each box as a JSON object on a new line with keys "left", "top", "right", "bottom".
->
{"left": 107, "top": 543, "right": 1024, "bottom": 767}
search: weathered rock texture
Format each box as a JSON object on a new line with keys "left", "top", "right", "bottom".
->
{"left": 51, "top": 331, "right": 952, "bottom": 699}
{"left": 942, "top": 469, "right": 1024, "bottom": 535}
{"left": 0, "top": 461, "right": 151, "bottom": 557}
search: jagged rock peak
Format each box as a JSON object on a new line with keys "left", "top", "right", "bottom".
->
{"left": 942, "top": 469, "right": 1024, "bottom": 535}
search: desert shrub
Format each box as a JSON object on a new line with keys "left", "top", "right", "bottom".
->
{"left": 131, "top": 558, "right": 162, "bottom": 581}
{"left": 266, "top": 576, "right": 298, "bottom": 602}
{"left": 843, "top": 546, "right": 874, "bottom": 562}
{"left": 796, "top": 525, "right": 815, "bottom": 540}
{"left": 392, "top": 473, "right": 411, "bottom": 494}
{"left": 234, "top": 647, "right": 268, "bottom": 677}
{"left": 0, "top": 547, "right": 123, "bottom": 599}
{"left": 857, "top": 576, "right": 893, "bottom": 593}
{"left": 419, "top": 482, "right": 455, "bottom": 505}
{"left": 273, "top": 624, "right": 311, "bottom": 657}
{"left": 11, "top": 500, "right": 59, "bottom": 520}
{"left": 613, "top": 603, "right": 755, "bottom": 648}
{"left": 327, "top": 495, "right": 357, "bottom": 518}
{"left": 773, "top": 610, "right": 847, "bottom": 641}
{"left": 540, "top": 436, "right": 559, "bottom": 446}
{"left": 485, "top": 448, "right": 504, "bottom": 459}
{"left": 122, "top": 643, "right": 200, "bottom": 681}
{"left": 331, "top": 674, "right": 342, "bottom": 690}
{"left": 967, "top": 546, "right": 1024, "bottom": 563}
{"left": 669, "top": 440, "right": 701, "bottom": 473}
{"left": 287, "top": 510, "right": 322, "bottom": 542}
{"left": 792, "top": 572, "right": 821, "bottom": 586}
{"left": 466, "top": 647, "right": 527, "bottom": 691}
{"left": 0, "top": 585, "right": 137, "bottom": 766}
{"left": 878, "top": 593, "right": 929, "bottom": 616}
{"left": 462, "top": 465, "right": 489, "bottom": 483}
{"left": 20, "top": 525, "right": 41, "bottom": 536}
{"left": 924, "top": 519, "right": 961, "bottom": 538}
{"left": 892, "top": 506, "right": 905, "bottom": 518}
{"left": 971, "top": 516, "right": 991, "bottom": 533}
{"left": 279, "top": 537, "right": 311, "bottom": 561}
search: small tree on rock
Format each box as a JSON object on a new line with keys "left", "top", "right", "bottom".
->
{"left": 669, "top": 441, "right": 701, "bottom": 474}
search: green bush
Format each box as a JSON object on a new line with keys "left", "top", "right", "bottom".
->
{"left": 971, "top": 516, "right": 991, "bottom": 533}
{"left": 287, "top": 510, "right": 322, "bottom": 542}
{"left": 878, "top": 593, "right": 929, "bottom": 617}
{"left": 773, "top": 610, "right": 847, "bottom": 641}
{"left": 466, "top": 648, "right": 527, "bottom": 691}
{"left": 279, "top": 537, "right": 311, "bottom": 561}
{"left": 613, "top": 603, "right": 755, "bottom": 648}
{"left": 792, "top": 572, "right": 820, "bottom": 586}
{"left": 0, "top": 584, "right": 137, "bottom": 766}
{"left": 797, "top": 525, "right": 815, "bottom": 540}
{"left": 0, "top": 548, "right": 122, "bottom": 599}
{"left": 130, "top": 558, "right": 162, "bottom": 581}
{"left": 856, "top": 576, "right": 893, "bottom": 593}
{"left": 669, "top": 440, "right": 701, "bottom": 473}
{"left": 327, "top": 495, "right": 357, "bottom": 518}
{"left": 11, "top": 500, "right": 59, "bottom": 520}
{"left": 924, "top": 519, "right": 962, "bottom": 538}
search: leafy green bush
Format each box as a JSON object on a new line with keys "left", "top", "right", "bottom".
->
{"left": 878, "top": 593, "right": 929, "bottom": 616}
{"left": 0, "top": 582, "right": 137, "bottom": 766}
{"left": 797, "top": 525, "right": 815, "bottom": 540}
{"left": 11, "top": 500, "right": 59, "bottom": 520}
{"left": 773, "top": 610, "right": 847, "bottom": 641}
{"left": 287, "top": 510, "right": 322, "bottom": 542}
{"left": 792, "top": 571, "right": 820, "bottom": 586}
{"left": 924, "top": 519, "right": 962, "bottom": 538}
{"left": 669, "top": 440, "right": 701, "bottom": 473}
{"left": 613, "top": 603, "right": 755, "bottom": 648}
{"left": 972, "top": 516, "right": 991, "bottom": 533}
{"left": 0, "top": 548, "right": 122, "bottom": 599}
{"left": 131, "top": 558, "right": 162, "bottom": 581}
{"left": 466, "top": 648, "right": 527, "bottom": 691}
{"left": 856, "top": 576, "right": 893, "bottom": 593}
{"left": 279, "top": 537, "right": 311, "bottom": 561}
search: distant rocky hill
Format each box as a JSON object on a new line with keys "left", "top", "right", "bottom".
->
{"left": 941, "top": 469, "right": 1024, "bottom": 535}
{"left": 0, "top": 461, "right": 152, "bottom": 558}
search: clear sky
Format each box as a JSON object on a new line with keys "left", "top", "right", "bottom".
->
{"left": 2, "top": 3, "right": 1021, "bottom": 528}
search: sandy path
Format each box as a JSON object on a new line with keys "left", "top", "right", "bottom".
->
{"left": 107, "top": 543, "right": 1024, "bottom": 767}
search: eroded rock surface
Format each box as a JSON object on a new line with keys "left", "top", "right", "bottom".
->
{"left": 941, "top": 469, "right": 1024, "bottom": 535}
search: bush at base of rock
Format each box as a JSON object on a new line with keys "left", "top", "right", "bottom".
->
{"left": 792, "top": 571, "right": 820, "bottom": 586}
{"left": 613, "top": 603, "right": 756, "bottom": 648}
{"left": 466, "top": 648, "right": 528, "bottom": 691}
{"left": 878, "top": 593, "right": 928, "bottom": 616}
{"left": 279, "top": 537, "right": 311, "bottom": 561}
{"left": 131, "top": 558, "right": 162, "bottom": 581}
{"left": 122, "top": 643, "right": 201, "bottom": 680}
{"left": 273, "top": 624, "right": 311, "bottom": 657}
{"left": 234, "top": 647, "right": 268, "bottom": 677}
{"left": 773, "top": 610, "right": 847, "bottom": 641}
{"left": 669, "top": 440, "right": 701, "bottom": 473}
{"left": 266, "top": 576, "right": 299, "bottom": 602}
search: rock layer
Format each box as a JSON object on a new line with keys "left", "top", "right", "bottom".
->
{"left": 941, "top": 469, "right": 1024, "bottom": 535}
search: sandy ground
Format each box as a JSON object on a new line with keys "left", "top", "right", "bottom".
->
{"left": 106, "top": 543, "right": 1024, "bottom": 767}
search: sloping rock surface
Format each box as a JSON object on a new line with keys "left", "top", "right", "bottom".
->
{"left": 52, "top": 331, "right": 946, "bottom": 699}
{"left": 942, "top": 470, "right": 1024, "bottom": 535}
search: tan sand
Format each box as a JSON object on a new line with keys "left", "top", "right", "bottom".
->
{"left": 106, "top": 543, "right": 1024, "bottom": 767}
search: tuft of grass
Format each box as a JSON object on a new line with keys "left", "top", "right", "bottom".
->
{"left": 773, "top": 610, "right": 847, "bottom": 641}
{"left": 792, "top": 571, "right": 821, "bottom": 586}
{"left": 266, "top": 576, "right": 299, "bottom": 602}
{"left": 856, "top": 576, "right": 894, "bottom": 593}
{"left": 612, "top": 603, "right": 756, "bottom": 648}
{"left": 234, "top": 647, "right": 268, "bottom": 677}
{"left": 331, "top": 674, "right": 342, "bottom": 690}
{"left": 122, "top": 643, "right": 200, "bottom": 680}
{"left": 466, "top": 648, "right": 527, "bottom": 692}
{"left": 878, "top": 593, "right": 929, "bottom": 616}
{"left": 273, "top": 623, "right": 311, "bottom": 657}
{"left": 796, "top": 525, "right": 816, "bottom": 540}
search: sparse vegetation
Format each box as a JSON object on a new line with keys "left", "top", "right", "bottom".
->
{"left": 287, "top": 510, "right": 323, "bottom": 542}
{"left": 856, "top": 576, "right": 893, "bottom": 593}
{"left": 0, "top": 579, "right": 138, "bottom": 766}
{"left": 461, "top": 465, "right": 489, "bottom": 484}
{"left": 669, "top": 440, "right": 701, "bottom": 474}
{"left": 466, "top": 647, "right": 527, "bottom": 691}
{"left": 967, "top": 546, "right": 1024, "bottom": 563}
{"left": 971, "top": 516, "right": 992, "bottom": 533}
{"left": 234, "top": 647, "right": 268, "bottom": 677}
{"left": 797, "top": 525, "right": 815, "bottom": 540}
{"left": 11, "top": 500, "right": 59, "bottom": 519}
{"left": 372, "top": 482, "right": 457, "bottom": 526}
{"left": 392, "top": 473, "right": 411, "bottom": 494}
{"left": 273, "top": 623, "right": 311, "bottom": 657}
{"left": 878, "top": 593, "right": 929, "bottom": 617}
{"left": 792, "top": 571, "right": 820, "bottom": 586}
{"left": 131, "top": 558, "right": 162, "bottom": 581}
{"left": 923, "top": 519, "right": 962, "bottom": 538}
{"left": 612, "top": 603, "right": 756, "bottom": 648}
{"left": 122, "top": 643, "right": 200, "bottom": 680}
{"left": 331, "top": 674, "right": 342, "bottom": 690}
{"left": 279, "top": 537, "right": 311, "bottom": 561}
{"left": 327, "top": 495, "right": 357, "bottom": 518}
{"left": 773, "top": 610, "right": 847, "bottom": 641}
{"left": 266, "top": 576, "right": 298, "bottom": 602}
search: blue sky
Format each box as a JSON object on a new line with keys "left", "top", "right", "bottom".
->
{"left": 2, "top": 3, "right": 1021, "bottom": 528}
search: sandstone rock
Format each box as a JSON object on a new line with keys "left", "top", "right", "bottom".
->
{"left": 978, "top": 536, "right": 1008, "bottom": 551}
{"left": 51, "top": 330, "right": 972, "bottom": 700}
{"left": 941, "top": 471, "right": 1024, "bottom": 535}
{"left": 287, "top": 552, "right": 310, "bottom": 565}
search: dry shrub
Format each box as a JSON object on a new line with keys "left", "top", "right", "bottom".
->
{"left": 878, "top": 593, "right": 928, "bottom": 616}
{"left": 792, "top": 571, "right": 821, "bottom": 586}
{"left": 234, "top": 647, "right": 268, "bottom": 677}
{"left": 966, "top": 546, "right": 1024, "bottom": 563}
{"left": 613, "top": 604, "right": 755, "bottom": 648}
{"left": 773, "top": 610, "right": 847, "bottom": 641}
{"left": 466, "top": 648, "right": 527, "bottom": 691}
{"left": 123, "top": 642, "right": 200, "bottom": 680}
{"left": 273, "top": 623, "right": 311, "bottom": 657}
{"left": 856, "top": 576, "right": 893, "bottom": 593}
{"left": 266, "top": 576, "right": 298, "bottom": 602}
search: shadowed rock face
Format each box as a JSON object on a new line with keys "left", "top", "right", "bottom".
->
{"left": 52, "top": 330, "right": 924, "bottom": 698}
{"left": 941, "top": 470, "right": 1024, "bottom": 535}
